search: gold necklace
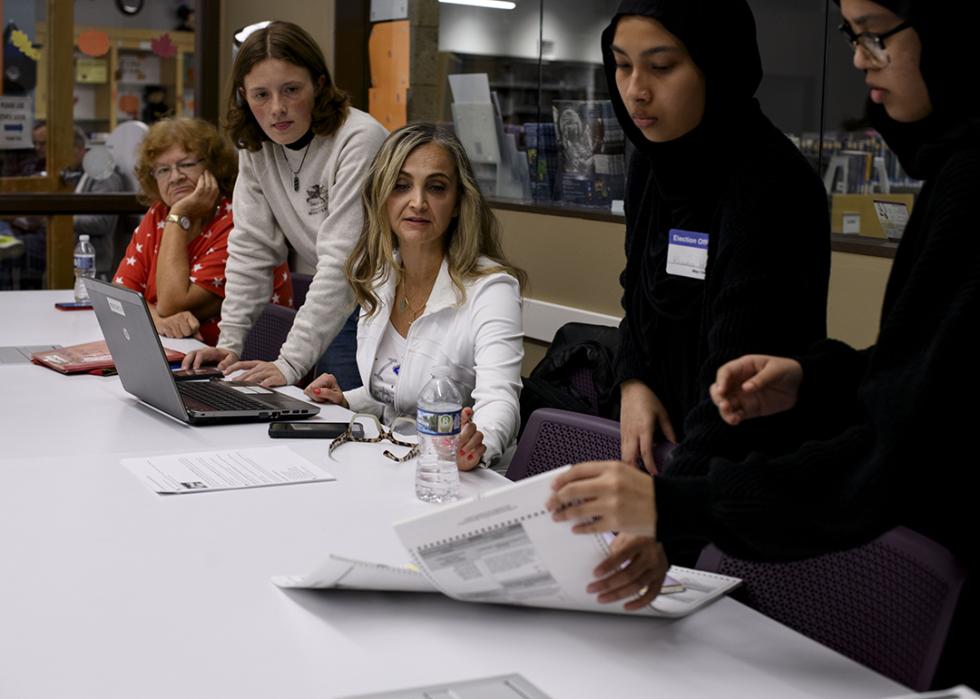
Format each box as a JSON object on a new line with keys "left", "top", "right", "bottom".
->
{"left": 397, "top": 277, "right": 433, "bottom": 323}
{"left": 399, "top": 295, "right": 426, "bottom": 323}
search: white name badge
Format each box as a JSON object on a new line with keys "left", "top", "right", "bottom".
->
{"left": 666, "top": 228, "right": 709, "bottom": 280}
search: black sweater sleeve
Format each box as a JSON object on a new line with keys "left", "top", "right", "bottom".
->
{"left": 614, "top": 157, "right": 656, "bottom": 389}
{"left": 665, "top": 175, "right": 830, "bottom": 477}
{"left": 655, "top": 149, "right": 980, "bottom": 565}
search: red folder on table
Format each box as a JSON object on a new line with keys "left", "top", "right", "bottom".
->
{"left": 31, "top": 340, "right": 184, "bottom": 376}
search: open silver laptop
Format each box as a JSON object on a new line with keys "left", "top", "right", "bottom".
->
{"left": 86, "top": 278, "right": 319, "bottom": 425}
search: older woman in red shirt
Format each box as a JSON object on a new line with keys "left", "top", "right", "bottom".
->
{"left": 114, "top": 117, "right": 292, "bottom": 345}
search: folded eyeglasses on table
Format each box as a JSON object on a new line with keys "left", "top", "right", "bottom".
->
{"left": 328, "top": 413, "right": 420, "bottom": 462}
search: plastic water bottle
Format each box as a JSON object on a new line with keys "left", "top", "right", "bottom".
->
{"left": 73, "top": 234, "right": 96, "bottom": 303}
{"left": 415, "top": 367, "right": 462, "bottom": 503}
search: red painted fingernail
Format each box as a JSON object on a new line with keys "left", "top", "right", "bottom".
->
{"left": 313, "top": 388, "right": 320, "bottom": 394}
{"left": 458, "top": 449, "right": 465, "bottom": 455}
{"left": 468, "top": 452, "right": 475, "bottom": 459}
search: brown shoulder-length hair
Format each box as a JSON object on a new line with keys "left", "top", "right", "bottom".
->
{"left": 347, "top": 122, "right": 527, "bottom": 318}
{"left": 225, "top": 21, "right": 350, "bottom": 151}
{"left": 134, "top": 117, "right": 238, "bottom": 206}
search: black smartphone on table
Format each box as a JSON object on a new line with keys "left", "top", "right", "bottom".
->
{"left": 55, "top": 301, "right": 93, "bottom": 310}
{"left": 268, "top": 421, "right": 360, "bottom": 439}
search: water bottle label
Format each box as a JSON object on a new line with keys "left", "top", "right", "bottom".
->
{"left": 74, "top": 254, "right": 95, "bottom": 271}
{"left": 417, "top": 409, "right": 461, "bottom": 436}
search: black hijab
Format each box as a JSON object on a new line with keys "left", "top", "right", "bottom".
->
{"left": 835, "top": 0, "right": 980, "bottom": 179}
{"left": 604, "top": 0, "right": 774, "bottom": 333}
{"left": 601, "top": 0, "right": 767, "bottom": 201}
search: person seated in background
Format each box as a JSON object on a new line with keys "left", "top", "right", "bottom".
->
{"left": 1, "top": 126, "right": 125, "bottom": 288}
{"left": 304, "top": 123, "right": 526, "bottom": 472}
{"left": 548, "top": 0, "right": 977, "bottom": 687}
{"left": 114, "top": 117, "right": 292, "bottom": 344}
{"left": 69, "top": 127, "right": 127, "bottom": 280}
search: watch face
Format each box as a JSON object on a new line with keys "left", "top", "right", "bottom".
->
{"left": 168, "top": 214, "right": 190, "bottom": 230}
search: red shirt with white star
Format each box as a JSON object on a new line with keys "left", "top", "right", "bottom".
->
{"left": 114, "top": 197, "right": 293, "bottom": 346}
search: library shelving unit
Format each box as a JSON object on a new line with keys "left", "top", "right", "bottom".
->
{"left": 35, "top": 25, "right": 195, "bottom": 133}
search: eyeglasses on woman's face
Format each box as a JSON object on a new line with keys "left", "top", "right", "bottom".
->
{"left": 838, "top": 20, "right": 912, "bottom": 68}
{"left": 151, "top": 158, "right": 205, "bottom": 181}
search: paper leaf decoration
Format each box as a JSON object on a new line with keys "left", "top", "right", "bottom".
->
{"left": 150, "top": 33, "right": 177, "bottom": 59}
{"left": 10, "top": 29, "right": 41, "bottom": 61}
{"left": 78, "top": 30, "right": 110, "bottom": 57}
{"left": 118, "top": 94, "right": 140, "bottom": 116}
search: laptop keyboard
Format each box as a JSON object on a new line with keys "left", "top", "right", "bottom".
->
{"left": 177, "top": 381, "right": 270, "bottom": 412}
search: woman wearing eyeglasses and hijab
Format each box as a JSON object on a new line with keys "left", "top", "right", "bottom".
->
{"left": 114, "top": 117, "right": 292, "bottom": 344}
{"left": 551, "top": 0, "right": 979, "bottom": 686}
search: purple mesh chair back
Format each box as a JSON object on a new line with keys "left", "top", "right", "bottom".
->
{"left": 291, "top": 273, "right": 313, "bottom": 309}
{"left": 566, "top": 365, "right": 599, "bottom": 415}
{"left": 696, "top": 527, "right": 966, "bottom": 690}
{"left": 241, "top": 303, "right": 297, "bottom": 362}
{"left": 505, "top": 408, "right": 676, "bottom": 481}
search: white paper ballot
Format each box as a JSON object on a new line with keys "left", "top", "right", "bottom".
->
{"left": 273, "top": 554, "right": 437, "bottom": 592}
{"left": 393, "top": 467, "right": 740, "bottom": 617}
{"left": 338, "top": 673, "right": 553, "bottom": 699}
{"left": 276, "top": 469, "right": 739, "bottom": 618}
{"left": 121, "top": 446, "right": 335, "bottom": 495}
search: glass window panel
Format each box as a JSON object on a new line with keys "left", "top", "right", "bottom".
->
{"left": 1, "top": 0, "right": 47, "bottom": 177}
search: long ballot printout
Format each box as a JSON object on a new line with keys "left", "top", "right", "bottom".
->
{"left": 277, "top": 467, "right": 740, "bottom": 617}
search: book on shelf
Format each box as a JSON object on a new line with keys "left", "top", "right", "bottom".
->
{"left": 275, "top": 467, "right": 741, "bottom": 618}
{"left": 31, "top": 340, "right": 184, "bottom": 375}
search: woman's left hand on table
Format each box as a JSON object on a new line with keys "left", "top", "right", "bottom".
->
{"left": 457, "top": 407, "right": 486, "bottom": 471}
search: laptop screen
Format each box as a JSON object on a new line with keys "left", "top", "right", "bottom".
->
{"left": 86, "top": 278, "right": 191, "bottom": 422}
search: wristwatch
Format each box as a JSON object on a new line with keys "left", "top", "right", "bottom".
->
{"left": 165, "top": 212, "right": 192, "bottom": 231}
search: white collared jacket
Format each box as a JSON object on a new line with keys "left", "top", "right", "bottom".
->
{"left": 342, "top": 256, "right": 524, "bottom": 466}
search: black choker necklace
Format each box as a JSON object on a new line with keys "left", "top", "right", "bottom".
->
{"left": 281, "top": 139, "right": 313, "bottom": 192}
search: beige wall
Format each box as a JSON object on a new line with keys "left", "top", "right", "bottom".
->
{"left": 495, "top": 209, "right": 625, "bottom": 317}
{"left": 494, "top": 208, "right": 891, "bottom": 374}
{"left": 826, "top": 251, "right": 891, "bottom": 349}
{"left": 218, "top": 1, "right": 336, "bottom": 122}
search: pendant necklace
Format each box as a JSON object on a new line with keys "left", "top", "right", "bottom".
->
{"left": 399, "top": 295, "right": 426, "bottom": 324}
{"left": 281, "top": 139, "right": 312, "bottom": 192}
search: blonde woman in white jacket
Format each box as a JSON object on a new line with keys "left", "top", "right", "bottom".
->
{"left": 305, "top": 123, "right": 526, "bottom": 471}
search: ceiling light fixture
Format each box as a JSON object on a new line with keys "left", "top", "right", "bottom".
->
{"left": 438, "top": 0, "right": 517, "bottom": 10}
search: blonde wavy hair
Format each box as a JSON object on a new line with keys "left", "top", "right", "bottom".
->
{"left": 347, "top": 123, "right": 526, "bottom": 317}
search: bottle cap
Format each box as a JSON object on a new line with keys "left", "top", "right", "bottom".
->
{"left": 431, "top": 365, "right": 451, "bottom": 378}
{"left": 79, "top": 234, "right": 90, "bottom": 242}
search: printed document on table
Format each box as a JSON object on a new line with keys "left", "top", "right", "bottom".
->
{"left": 121, "top": 446, "right": 335, "bottom": 495}
{"left": 273, "top": 554, "right": 438, "bottom": 592}
{"left": 337, "top": 673, "right": 553, "bottom": 699}
{"left": 393, "top": 467, "right": 740, "bottom": 617}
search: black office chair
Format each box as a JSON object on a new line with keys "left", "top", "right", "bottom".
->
{"left": 241, "top": 303, "right": 297, "bottom": 362}
{"left": 291, "top": 273, "right": 313, "bottom": 309}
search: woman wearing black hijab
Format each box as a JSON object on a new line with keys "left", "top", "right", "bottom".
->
{"left": 551, "top": 0, "right": 978, "bottom": 686}
{"left": 608, "top": 0, "right": 830, "bottom": 481}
